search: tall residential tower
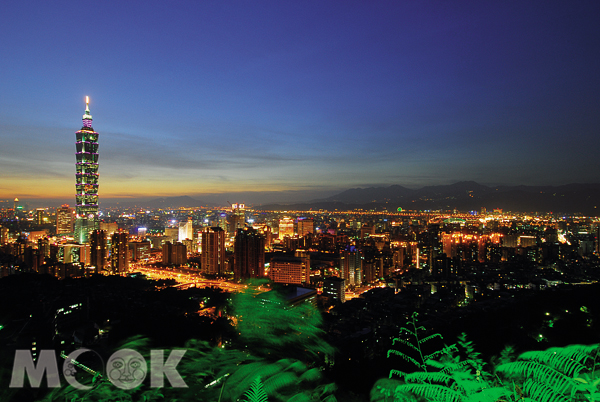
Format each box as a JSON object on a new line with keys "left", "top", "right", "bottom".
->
{"left": 74, "top": 96, "right": 100, "bottom": 244}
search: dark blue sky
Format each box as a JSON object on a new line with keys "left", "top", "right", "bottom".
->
{"left": 1, "top": 1, "right": 599, "bottom": 204}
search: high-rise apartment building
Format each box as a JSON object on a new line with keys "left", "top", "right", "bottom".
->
{"left": 228, "top": 203, "right": 246, "bottom": 236}
{"left": 323, "top": 277, "right": 345, "bottom": 303}
{"left": 297, "top": 218, "right": 313, "bottom": 237}
{"left": 38, "top": 237, "right": 51, "bottom": 259}
{"left": 269, "top": 256, "right": 309, "bottom": 285}
{"left": 178, "top": 217, "right": 193, "bottom": 242}
{"left": 0, "top": 227, "right": 9, "bottom": 245}
{"left": 162, "top": 241, "right": 187, "bottom": 266}
{"left": 340, "top": 247, "right": 363, "bottom": 286}
{"left": 110, "top": 232, "right": 129, "bottom": 274}
{"left": 360, "top": 224, "right": 375, "bottom": 238}
{"left": 75, "top": 96, "right": 100, "bottom": 244}
{"left": 90, "top": 230, "right": 107, "bottom": 273}
{"left": 234, "top": 227, "right": 265, "bottom": 280}
{"left": 99, "top": 222, "right": 118, "bottom": 236}
{"left": 56, "top": 205, "right": 74, "bottom": 235}
{"left": 278, "top": 217, "right": 294, "bottom": 240}
{"left": 57, "top": 244, "right": 90, "bottom": 266}
{"left": 35, "top": 209, "right": 45, "bottom": 225}
{"left": 129, "top": 240, "right": 151, "bottom": 261}
{"left": 201, "top": 227, "right": 226, "bottom": 275}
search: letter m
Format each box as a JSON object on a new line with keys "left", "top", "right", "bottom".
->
{"left": 9, "top": 350, "right": 60, "bottom": 388}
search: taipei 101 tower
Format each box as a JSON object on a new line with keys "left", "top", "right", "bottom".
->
{"left": 74, "top": 96, "right": 99, "bottom": 244}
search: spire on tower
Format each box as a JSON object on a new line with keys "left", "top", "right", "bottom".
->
{"left": 82, "top": 95, "right": 93, "bottom": 127}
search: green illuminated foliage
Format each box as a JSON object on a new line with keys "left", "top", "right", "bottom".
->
{"left": 233, "top": 280, "right": 334, "bottom": 361}
{"left": 41, "top": 283, "right": 337, "bottom": 402}
{"left": 242, "top": 376, "right": 269, "bottom": 402}
{"left": 380, "top": 311, "right": 600, "bottom": 402}
{"left": 496, "top": 343, "right": 600, "bottom": 401}
{"left": 387, "top": 312, "right": 451, "bottom": 376}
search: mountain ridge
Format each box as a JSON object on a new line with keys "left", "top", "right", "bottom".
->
{"left": 258, "top": 182, "right": 600, "bottom": 215}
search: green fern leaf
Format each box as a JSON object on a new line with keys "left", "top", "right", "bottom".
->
{"left": 404, "top": 371, "right": 454, "bottom": 386}
{"left": 287, "top": 392, "right": 312, "bottom": 402}
{"left": 418, "top": 333, "right": 443, "bottom": 344}
{"left": 466, "top": 386, "right": 512, "bottom": 402}
{"left": 522, "top": 378, "right": 571, "bottom": 402}
{"left": 389, "top": 369, "right": 408, "bottom": 379}
{"left": 519, "top": 349, "right": 587, "bottom": 377}
{"left": 392, "top": 337, "right": 420, "bottom": 352}
{"left": 398, "top": 326, "right": 416, "bottom": 336}
{"left": 227, "top": 361, "right": 283, "bottom": 398}
{"left": 399, "top": 383, "right": 463, "bottom": 402}
{"left": 388, "top": 349, "right": 423, "bottom": 369}
{"left": 298, "top": 367, "right": 322, "bottom": 384}
{"left": 242, "top": 376, "right": 269, "bottom": 402}
{"left": 424, "top": 344, "right": 457, "bottom": 362}
{"left": 497, "top": 361, "right": 577, "bottom": 395}
{"left": 262, "top": 371, "right": 299, "bottom": 395}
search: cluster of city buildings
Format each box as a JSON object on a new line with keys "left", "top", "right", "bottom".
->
{"left": 2, "top": 197, "right": 600, "bottom": 303}
{"left": 1, "top": 99, "right": 600, "bottom": 306}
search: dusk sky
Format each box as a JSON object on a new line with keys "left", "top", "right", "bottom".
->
{"left": 1, "top": 1, "right": 599, "bottom": 205}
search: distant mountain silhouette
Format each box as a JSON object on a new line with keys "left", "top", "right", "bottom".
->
{"left": 325, "top": 185, "right": 415, "bottom": 203}
{"left": 258, "top": 182, "right": 600, "bottom": 215}
{"left": 100, "top": 195, "right": 210, "bottom": 208}
{"left": 144, "top": 195, "right": 209, "bottom": 208}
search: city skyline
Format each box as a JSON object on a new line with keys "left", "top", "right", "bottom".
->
{"left": 1, "top": 2, "right": 600, "bottom": 204}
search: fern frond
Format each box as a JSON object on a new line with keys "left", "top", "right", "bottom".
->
{"left": 298, "top": 368, "right": 321, "bottom": 384}
{"left": 466, "top": 386, "right": 513, "bottom": 402}
{"left": 389, "top": 369, "right": 408, "bottom": 379}
{"left": 497, "top": 361, "right": 577, "bottom": 395}
{"left": 227, "top": 361, "right": 284, "bottom": 398}
{"left": 262, "top": 371, "right": 298, "bottom": 395}
{"left": 518, "top": 349, "right": 587, "bottom": 377}
{"left": 392, "top": 337, "right": 420, "bottom": 352}
{"left": 404, "top": 371, "right": 454, "bottom": 387}
{"left": 287, "top": 392, "right": 312, "bottom": 402}
{"left": 398, "top": 326, "right": 416, "bottom": 336}
{"left": 388, "top": 349, "right": 423, "bottom": 369}
{"left": 552, "top": 344, "right": 600, "bottom": 357}
{"left": 285, "top": 360, "right": 308, "bottom": 374}
{"left": 321, "top": 395, "right": 338, "bottom": 402}
{"left": 242, "top": 376, "right": 269, "bottom": 402}
{"left": 424, "top": 345, "right": 457, "bottom": 362}
{"left": 522, "top": 378, "right": 571, "bottom": 402}
{"left": 419, "top": 333, "right": 444, "bottom": 344}
{"left": 398, "top": 383, "right": 463, "bottom": 402}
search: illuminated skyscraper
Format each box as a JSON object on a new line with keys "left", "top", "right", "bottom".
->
{"left": 74, "top": 96, "right": 99, "bottom": 244}
{"left": 35, "top": 208, "right": 45, "bottom": 225}
{"left": 323, "top": 277, "right": 345, "bottom": 303}
{"left": 201, "top": 227, "right": 226, "bottom": 275}
{"left": 234, "top": 227, "right": 265, "bottom": 280}
{"left": 270, "top": 256, "right": 309, "bottom": 285}
{"left": 90, "top": 229, "right": 107, "bottom": 273}
{"left": 297, "top": 218, "right": 313, "bottom": 237}
{"left": 178, "top": 217, "right": 193, "bottom": 242}
{"left": 278, "top": 217, "right": 294, "bottom": 240}
{"left": 110, "top": 232, "right": 129, "bottom": 274}
{"left": 162, "top": 241, "right": 187, "bottom": 266}
{"left": 228, "top": 203, "right": 246, "bottom": 236}
{"left": 340, "top": 247, "right": 363, "bottom": 286}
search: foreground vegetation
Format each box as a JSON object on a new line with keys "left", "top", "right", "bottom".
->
{"left": 2, "top": 279, "right": 600, "bottom": 401}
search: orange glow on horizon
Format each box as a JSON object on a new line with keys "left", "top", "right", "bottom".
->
{"left": 0, "top": 175, "right": 304, "bottom": 200}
